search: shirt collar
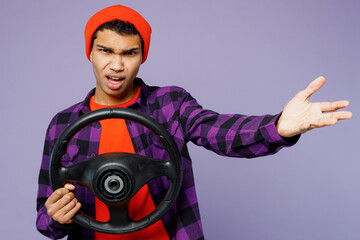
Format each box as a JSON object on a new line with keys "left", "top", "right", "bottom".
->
{"left": 130, "top": 77, "right": 149, "bottom": 109}
{"left": 79, "top": 88, "right": 95, "bottom": 115}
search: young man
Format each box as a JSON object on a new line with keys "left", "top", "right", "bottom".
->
{"left": 36, "top": 5, "right": 352, "bottom": 240}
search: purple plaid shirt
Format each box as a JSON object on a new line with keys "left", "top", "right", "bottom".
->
{"left": 36, "top": 78, "right": 298, "bottom": 239}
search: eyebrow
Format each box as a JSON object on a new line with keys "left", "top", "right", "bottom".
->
{"left": 95, "top": 44, "right": 114, "bottom": 52}
{"left": 123, "top": 47, "right": 141, "bottom": 53}
{"left": 95, "top": 44, "right": 140, "bottom": 53}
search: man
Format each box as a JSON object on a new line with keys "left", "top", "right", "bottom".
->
{"left": 36, "top": 5, "right": 352, "bottom": 240}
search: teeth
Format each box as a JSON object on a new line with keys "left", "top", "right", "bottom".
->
{"left": 109, "top": 77, "right": 121, "bottom": 81}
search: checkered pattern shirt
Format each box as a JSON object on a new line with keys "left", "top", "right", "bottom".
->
{"left": 36, "top": 78, "right": 298, "bottom": 239}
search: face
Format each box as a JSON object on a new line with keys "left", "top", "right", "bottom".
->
{"left": 90, "top": 29, "right": 142, "bottom": 105}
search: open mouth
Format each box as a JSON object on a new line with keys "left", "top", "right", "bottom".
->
{"left": 106, "top": 76, "right": 125, "bottom": 90}
{"left": 107, "top": 76, "right": 124, "bottom": 83}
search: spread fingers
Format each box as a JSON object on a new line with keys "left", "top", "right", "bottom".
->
{"left": 320, "top": 100, "right": 350, "bottom": 112}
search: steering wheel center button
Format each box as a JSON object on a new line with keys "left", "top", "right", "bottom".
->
{"left": 104, "top": 175, "right": 124, "bottom": 194}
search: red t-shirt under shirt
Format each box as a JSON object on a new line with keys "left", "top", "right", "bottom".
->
{"left": 90, "top": 88, "right": 169, "bottom": 240}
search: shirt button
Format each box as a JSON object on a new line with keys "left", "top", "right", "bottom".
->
{"left": 95, "top": 123, "right": 101, "bottom": 128}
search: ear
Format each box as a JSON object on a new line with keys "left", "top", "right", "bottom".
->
{"left": 90, "top": 53, "right": 93, "bottom": 62}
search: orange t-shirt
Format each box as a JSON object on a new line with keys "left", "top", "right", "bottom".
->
{"left": 90, "top": 88, "right": 169, "bottom": 240}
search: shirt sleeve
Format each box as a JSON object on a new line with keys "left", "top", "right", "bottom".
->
{"left": 36, "top": 118, "right": 74, "bottom": 239}
{"left": 179, "top": 90, "right": 299, "bottom": 158}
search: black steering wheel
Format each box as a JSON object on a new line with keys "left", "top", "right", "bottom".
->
{"left": 49, "top": 108, "right": 183, "bottom": 234}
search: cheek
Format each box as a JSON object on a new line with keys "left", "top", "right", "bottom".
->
{"left": 92, "top": 63, "right": 104, "bottom": 82}
{"left": 92, "top": 58, "right": 108, "bottom": 74}
{"left": 92, "top": 62, "right": 99, "bottom": 75}
{"left": 128, "top": 66, "right": 140, "bottom": 77}
{"left": 127, "top": 59, "right": 142, "bottom": 75}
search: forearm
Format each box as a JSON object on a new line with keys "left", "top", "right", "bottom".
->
{"left": 36, "top": 165, "right": 73, "bottom": 238}
{"left": 182, "top": 100, "right": 299, "bottom": 158}
{"left": 36, "top": 123, "right": 73, "bottom": 239}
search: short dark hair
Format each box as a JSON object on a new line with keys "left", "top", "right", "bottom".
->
{"left": 90, "top": 19, "right": 144, "bottom": 54}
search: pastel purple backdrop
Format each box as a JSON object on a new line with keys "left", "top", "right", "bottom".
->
{"left": 0, "top": 0, "right": 359, "bottom": 239}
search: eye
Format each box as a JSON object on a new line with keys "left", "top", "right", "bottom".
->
{"left": 124, "top": 50, "right": 137, "bottom": 55}
{"left": 100, "top": 48, "right": 111, "bottom": 53}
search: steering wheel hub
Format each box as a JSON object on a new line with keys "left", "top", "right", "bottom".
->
{"left": 94, "top": 166, "right": 132, "bottom": 203}
{"left": 106, "top": 175, "right": 124, "bottom": 193}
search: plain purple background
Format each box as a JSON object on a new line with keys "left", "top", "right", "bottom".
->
{"left": 0, "top": 0, "right": 359, "bottom": 239}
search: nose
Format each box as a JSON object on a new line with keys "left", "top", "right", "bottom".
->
{"left": 109, "top": 55, "right": 124, "bottom": 72}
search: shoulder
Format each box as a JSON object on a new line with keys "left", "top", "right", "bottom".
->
{"left": 47, "top": 89, "right": 94, "bottom": 129}
{"left": 140, "top": 84, "right": 202, "bottom": 125}
{"left": 46, "top": 100, "right": 87, "bottom": 141}
{"left": 137, "top": 78, "right": 191, "bottom": 102}
{"left": 51, "top": 102, "right": 83, "bottom": 125}
{"left": 145, "top": 84, "right": 191, "bottom": 105}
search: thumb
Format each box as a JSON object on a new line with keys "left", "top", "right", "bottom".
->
{"left": 301, "top": 76, "right": 326, "bottom": 101}
{"left": 64, "top": 183, "right": 76, "bottom": 191}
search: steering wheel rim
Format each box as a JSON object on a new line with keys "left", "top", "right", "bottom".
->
{"left": 49, "top": 108, "right": 183, "bottom": 234}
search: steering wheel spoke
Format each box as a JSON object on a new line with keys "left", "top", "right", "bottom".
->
{"left": 108, "top": 203, "right": 131, "bottom": 226}
{"left": 132, "top": 156, "right": 173, "bottom": 187}
{"left": 61, "top": 159, "right": 99, "bottom": 192}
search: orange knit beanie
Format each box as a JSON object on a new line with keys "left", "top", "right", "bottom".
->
{"left": 84, "top": 5, "right": 152, "bottom": 63}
